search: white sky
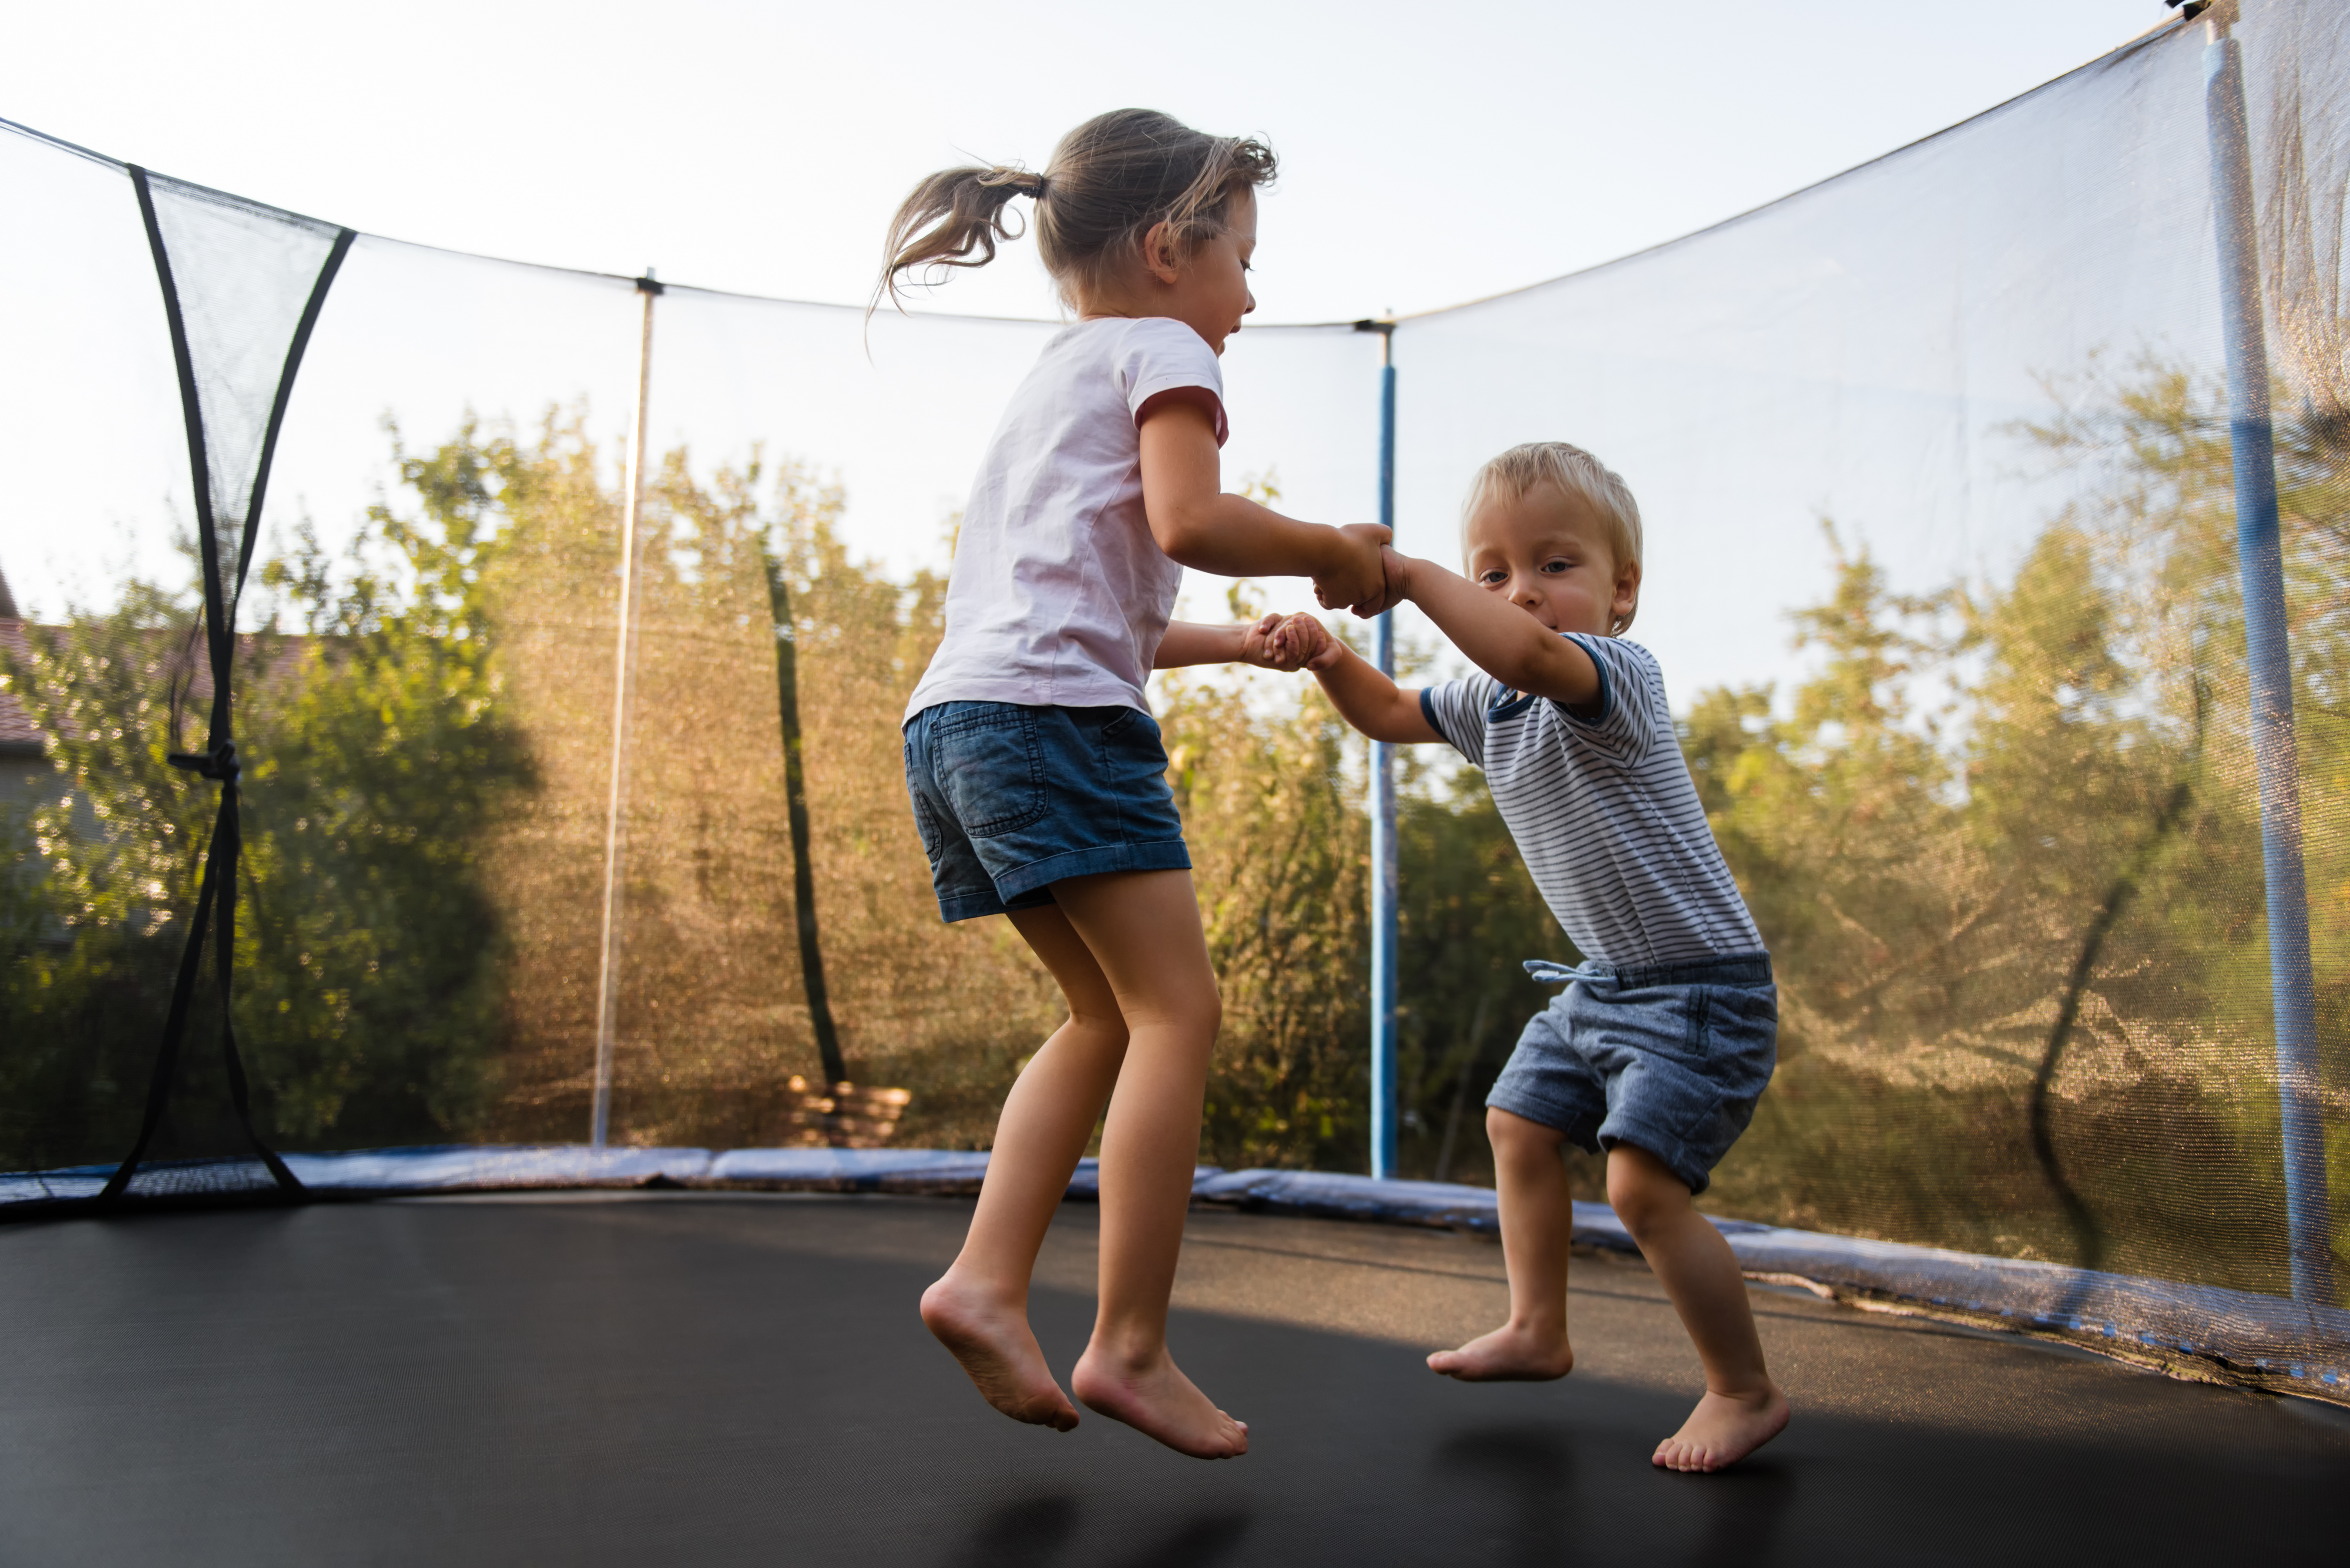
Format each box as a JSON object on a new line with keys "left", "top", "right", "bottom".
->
{"left": 3, "top": 0, "right": 2183, "bottom": 701}
{"left": 6, "top": 0, "right": 2166, "bottom": 323}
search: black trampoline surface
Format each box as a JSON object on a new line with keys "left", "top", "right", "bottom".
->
{"left": 3, "top": 1194, "right": 2344, "bottom": 1567}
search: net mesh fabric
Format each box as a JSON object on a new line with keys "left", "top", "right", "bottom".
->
{"left": 143, "top": 173, "right": 345, "bottom": 609}
{"left": 0, "top": 1, "right": 2344, "bottom": 1390}
{"left": 1386, "top": 12, "right": 2338, "bottom": 1309}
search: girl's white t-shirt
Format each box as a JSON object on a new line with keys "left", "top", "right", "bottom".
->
{"left": 904, "top": 316, "right": 1227, "bottom": 721}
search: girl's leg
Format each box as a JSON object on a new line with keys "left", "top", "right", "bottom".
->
{"left": 920, "top": 901, "right": 1129, "bottom": 1431}
{"left": 1428, "top": 1108, "right": 1577, "bottom": 1380}
{"left": 1605, "top": 1143, "right": 1789, "bottom": 1472}
{"left": 1050, "top": 869, "right": 1248, "bottom": 1460}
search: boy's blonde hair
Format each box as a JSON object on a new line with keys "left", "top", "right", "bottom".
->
{"left": 1461, "top": 441, "right": 1644, "bottom": 634}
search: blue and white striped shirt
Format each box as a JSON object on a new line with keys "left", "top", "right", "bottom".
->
{"left": 1418, "top": 634, "right": 1762, "bottom": 968}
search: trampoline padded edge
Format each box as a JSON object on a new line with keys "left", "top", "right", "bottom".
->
{"left": 1191, "top": 1168, "right": 2350, "bottom": 1407}
{"left": 5, "top": 1147, "right": 2344, "bottom": 1404}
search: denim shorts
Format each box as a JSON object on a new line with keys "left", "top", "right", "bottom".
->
{"left": 902, "top": 700, "right": 1191, "bottom": 922}
{"left": 1486, "top": 953, "right": 1777, "bottom": 1194}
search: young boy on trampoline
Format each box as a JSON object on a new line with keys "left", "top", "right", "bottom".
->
{"left": 883, "top": 109, "right": 1392, "bottom": 1460}
{"left": 1273, "top": 442, "right": 1789, "bottom": 1472}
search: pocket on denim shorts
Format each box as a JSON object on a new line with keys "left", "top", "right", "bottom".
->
{"left": 904, "top": 739, "right": 945, "bottom": 857}
{"left": 937, "top": 707, "right": 1049, "bottom": 837}
{"left": 1689, "top": 984, "right": 1777, "bottom": 1103}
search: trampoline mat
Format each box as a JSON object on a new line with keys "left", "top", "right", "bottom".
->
{"left": 2, "top": 1193, "right": 2343, "bottom": 1567}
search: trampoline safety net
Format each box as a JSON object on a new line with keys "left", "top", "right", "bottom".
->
{"left": 2, "top": 0, "right": 2346, "bottom": 1399}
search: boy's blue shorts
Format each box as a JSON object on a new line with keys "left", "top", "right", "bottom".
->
{"left": 902, "top": 700, "right": 1191, "bottom": 923}
{"left": 1486, "top": 953, "right": 1777, "bottom": 1194}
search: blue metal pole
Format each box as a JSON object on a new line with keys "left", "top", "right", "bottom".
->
{"left": 1370, "top": 328, "right": 1399, "bottom": 1180}
{"left": 2203, "top": 26, "right": 2334, "bottom": 1303}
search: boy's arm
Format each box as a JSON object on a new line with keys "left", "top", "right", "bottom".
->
{"left": 1388, "top": 551, "right": 1600, "bottom": 708}
{"left": 1154, "top": 616, "right": 1307, "bottom": 671}
{"left": 1137, "top": 398, "right": 1394, "bottom": 614}
{"left": 1285, "top": 617, "right": 1441, "bottom": 744}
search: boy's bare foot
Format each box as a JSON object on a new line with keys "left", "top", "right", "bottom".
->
{"left": 1653, "top": 1384, "right": 1789, "bottom": 1472}
{"left": 919, "top": 1272, "right": 1080, "bottom": 1432}
{"left": 1427, "top": 1322, "right": 1575, "bottom": 1381}
{"left": 1071, "top": 1343, "right": 1249, "bottom": 1459}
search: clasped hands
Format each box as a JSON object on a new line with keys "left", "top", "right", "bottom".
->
{"left": 1313, "top": 524, "right": 1400, "bottom": 618}
{"left": 1237, "top": 539, "right": 1410, "bottom": 674}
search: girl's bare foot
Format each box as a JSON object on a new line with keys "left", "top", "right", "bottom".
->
{"left": 1427, "top": 1322, "right": 1575, "bottom": 1381}
{"left": 919, "top": 1272, "right": 1080, "bottom": 1432}
{"left": 1653, "top": 1384, "right": 1789, "bottom": 1472}
{"left": 1070, "top": 1343, "right": 1248, "bottom": 1459}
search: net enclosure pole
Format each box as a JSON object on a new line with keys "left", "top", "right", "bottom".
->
{"left": 591, "top": 271, "right": 662, "bottom": 1149}
{"left": 1360, "top": 320, "right": 1400, "bottom": 1181}
{"left": 2202, "top": 21, "right": 2334, "bottom": 1304}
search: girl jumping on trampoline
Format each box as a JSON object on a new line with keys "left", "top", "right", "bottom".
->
{"left": 1273, "top": 443, "right": 1790, "bottom": 1472}
{"left": 882, "top": 109, "right": 1393, "bottom": 1460}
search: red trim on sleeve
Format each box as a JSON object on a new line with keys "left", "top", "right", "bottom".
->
{"left": 1134, "top": 385, "right": 1229, "bottom": 447}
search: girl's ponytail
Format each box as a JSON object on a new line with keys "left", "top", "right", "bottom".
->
{"left": 876, "top": 110, "right": 1276, "bottom": 315}
{"left": 877, "top": 166, "right": 1047, "bottom": 311}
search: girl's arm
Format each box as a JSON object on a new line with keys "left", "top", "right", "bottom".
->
{"left": 1137, "top": 398, "right": 1391, "bottom": 613}
{"left": 1154, "top": 616, "right": 1305, "bottom": 671}
{"left": 1387, "top": 551, "right": 1600, "bottom": 708}
{"left": 1285, "top": 617, "right": 1441, "bottom": 744}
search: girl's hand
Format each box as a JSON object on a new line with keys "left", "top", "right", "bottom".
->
{"left": 1274, "top": 612, "right": 1342, "bottom": 671}
{"left": 1238, "top": 613, "right": 1308, "bottom": 672}
{"left": 1313, "top": 524, "right": 1393, "bottom": 615}
{"left": 1357, "top": 546, "right": 1414, "bottom": 619}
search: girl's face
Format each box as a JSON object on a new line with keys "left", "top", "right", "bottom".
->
{"left": 1463, "top": 481, "right": 1641, "bottom": 637}
{"left": 1097, "top": 186, "right": 1258, "bottom": 353}
{"left": 1171, "top": 186, "right": 1258, "bottom": 354}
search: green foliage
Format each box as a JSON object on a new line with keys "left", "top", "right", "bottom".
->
{"left": 0, "top": 586, "right": 209, "bottom": 1167}
{"left": 236, "top": 494, "right": 534, "bottom": 1144}
{"left": 1159, "top": 671, "right": 1370, "bottom": 1169}
{"left": 1390, "top": 782, "right": 1563, "bottom": 1187}
{"left": 1690, "top": 365, "right": 2350, "bottom": 1298}
{"left": 0, "top": 445, "right": 534, "bottom": 1166}
{"left": 7, "top": 358, "right": 2342, "bottom": 1308}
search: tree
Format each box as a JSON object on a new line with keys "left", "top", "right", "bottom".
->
{"left": 1687, "top": 361, "right": 2347, "bottom": 1300}
{"left": 0, "top": 468, "right": 534, "bottom": 1166}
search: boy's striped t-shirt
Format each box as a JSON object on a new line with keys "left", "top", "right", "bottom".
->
{"left": 1418, "top": 634, "right": 1762, "bottom": 969}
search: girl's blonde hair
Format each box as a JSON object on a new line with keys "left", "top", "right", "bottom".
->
{"left": 877, "top": 109, "right": 1276, "bottom": 312}
{"left": 1462, "top": 442, "right": 1645, "bottom": 634}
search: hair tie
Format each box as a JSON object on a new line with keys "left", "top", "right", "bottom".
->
{"left": 981, "top": 167, "right": 1045, "bottom": 202}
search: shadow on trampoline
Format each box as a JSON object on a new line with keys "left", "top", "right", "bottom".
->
{"left": 948, "top": 1494, "right": 1255, "bottom": 1568}
{"left": 1430, "top": 1422, "right": 1800, "bottom": 1564}
{"left": 945, "top": 1493, "right": 1081, "bottom": 1566}
{"left": 0, "top": 1193, "right": 2341, "bottom": 1567}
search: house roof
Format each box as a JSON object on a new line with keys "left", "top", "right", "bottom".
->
{"left": 0, "top": 619, "right": 307, "bottom": 759}
{"left": 0, "top": 620, "right": 39, "bottom": 753}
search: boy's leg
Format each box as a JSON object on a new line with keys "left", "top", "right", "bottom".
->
{"left": 1050, "top": 868, "right": 1249, "bottom": 1460}
{"left": 1428, "top": 1107, "right": 1577, "bottom": 1381}
{"left": 920, "top": 901, "right": 1129, "bottom": 1431}
{"left": 1606, "top": 1143, "right": 1788, "bottom": 1471}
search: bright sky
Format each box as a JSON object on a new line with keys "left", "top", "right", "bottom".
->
{"left": 7, "top": 0, "right": 2167, "bottom": 323}
{"left": 4, "top": 0, "right": 2185, "bottom": 702}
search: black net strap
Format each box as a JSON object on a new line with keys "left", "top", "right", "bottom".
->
{"left": 98, "top": 170, "right": 355, "bottom": 1204}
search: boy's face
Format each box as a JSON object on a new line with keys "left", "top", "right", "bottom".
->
{"left": 1463, "top": 481, "right": 1640, "bottom": 637}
